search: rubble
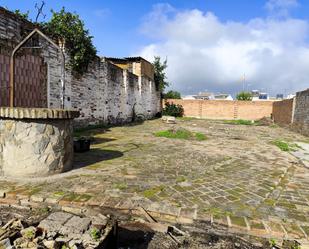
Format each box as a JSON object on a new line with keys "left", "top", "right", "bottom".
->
{"left": 0, "top": 212, "right": 112, "bottom": 249}
{"left": 161, "top": 115, "right": 176, "bottom": 124}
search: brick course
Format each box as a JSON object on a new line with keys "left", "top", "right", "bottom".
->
{"left": 164, "top": 99, "right": 273, "bottom": 120}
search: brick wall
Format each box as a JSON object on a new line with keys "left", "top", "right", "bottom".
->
{"left": 272, "top": 99, "right": 294, "bottom": 125}
{"left": 164, "top": 99, "right": 274, "bottom": 120}
{"left": 292, "top": 89, "right": 309, "bottom": 136}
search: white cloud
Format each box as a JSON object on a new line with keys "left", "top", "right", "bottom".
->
{"left": 135, "top": 2, "right": 309, "bottom": 96}
{"left": 94, "top": 8, "right": 111, "bottom": 19}
{"left": 265, "top": 0, "right": 299, "bottom": 17}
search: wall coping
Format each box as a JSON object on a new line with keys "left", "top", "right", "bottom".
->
{"left": 0, "top": 107, "right": 79, "bottom": 119}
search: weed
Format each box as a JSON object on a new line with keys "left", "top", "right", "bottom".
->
{"left": 113, "top": 182, "right": 128, "bottom": 190}
{"left": 154, "top": 128, "right": 207, "bottom": 141}
{"left": 270, "top": 124, "right": 279, "bottom": 128}
{"left": 224, "top": 119, "right": 255, "bottom": 125}
{"left": 24, "top": 229, "right": 35, "bottom": 239}
{"left": 38, "top": 207, "right": 50, "bottom": 214}
{"left": 53, "top": 191, "right": 66, "bottom": 197}
{"left": 90, "top": 228, "right": 101, "bottom": 241}
{"left": 272, "top": 140, "right": 301, "bottom": 152}
{"left": 195, "top": 132, "right": 207, "bottom": 141}
{"left": 143, "top": 186, "right": 165, "bottom": 198}
{"left": 176, "top": 176, "right": 186, "bottom": 183}
{"left": 269, "top": 238, "right": 277, "bottom": 247}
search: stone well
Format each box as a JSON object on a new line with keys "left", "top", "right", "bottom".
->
{"left": 0, "top": 107, "right": 79, "bottom": 177}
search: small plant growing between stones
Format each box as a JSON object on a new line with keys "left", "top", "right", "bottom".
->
{"left": 154, "top": 128, "right": 207, "bottom": 141}
{"left": 24, "top": 229, "right": 35, "bottom": 240}
{"left": 272, "top": 140, "right": 301, "bottom": 152}
{"left": 113, "top": 182, "right": 127, "bottom": 190}
{"left": 90, "top": 228, "right": 101, "bottom": 241}
{"left": 224, "top": 119, "right": 255, "bottom": 125}
{"left": 269, "top": 238, "right": 277, "bottom": 247}
{"left": 176, "top": 176, "right": 186, "bottom": 183}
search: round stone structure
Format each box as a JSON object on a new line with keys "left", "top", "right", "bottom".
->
{"left": 0, "top": 107, "right": 79, "bottom": 177}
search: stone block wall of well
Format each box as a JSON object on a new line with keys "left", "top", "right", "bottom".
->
{"left": 0, "top": 7, "right": 161, "bottom": 128}
{"left": 164, "top": 99, "right": 274, "bottom": 120}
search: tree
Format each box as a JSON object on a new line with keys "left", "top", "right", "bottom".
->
{"left": 236, "top": 91, "right": 253, "bottom": 101}
{"left": 153, "top": 56, "right": 169, "bottom": 92}
{"left": 14, "top": 9, "right": 30, "bottom": 20}
{"left": 42, "top": 8, "right": 97, "bottom": 75}
{"left": 164, "top": 90, "right": 181, "bottom": 99}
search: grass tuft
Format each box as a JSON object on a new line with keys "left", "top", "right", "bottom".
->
{"left": 272, "top": 140, "right": 301, "bottom": 152}
{"left": 224, "top": 119, "right": 256, "bottom": 125}
{"left": 154, "top": 128, "right": 207, "bottom": 141}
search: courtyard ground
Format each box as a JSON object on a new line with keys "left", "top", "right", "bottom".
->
{"left": 1, "top": 118, "right": 309, "bottom": 243}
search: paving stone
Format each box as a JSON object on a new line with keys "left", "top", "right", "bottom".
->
{"left": 60, "top": 216, "right": 91, "bottom": 236}
{"left": 0, "top": 119, "right": 309, "bottom": 241}
{"left": 38, "top": 212, "right": 73, "bottom": 233}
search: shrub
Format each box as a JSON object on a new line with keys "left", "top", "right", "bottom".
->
{"left": 236, "top": 91, "right": 252, "bottom": 101}
{"left": 164, "top": 90, "right": 181, "bottom": 99}
{"left": 162, "top": 102, "right": 184, "bottom": 117}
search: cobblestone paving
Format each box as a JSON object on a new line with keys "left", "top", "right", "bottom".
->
{"left": 1, "top": 119, "right": 309, "bottom": 241}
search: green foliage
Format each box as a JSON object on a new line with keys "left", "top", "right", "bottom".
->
{"left": 272, "top": 140, "right": 301, "bottom": 152}
{"left": 113, "top": 182, "right": 127, "bottom": 190}
{"left": 224, "top": 119, "right": 255, "bottom": 125}
{"left": 236, "top": 91, "right": 253, "bottom": 101}
{"left": 269, "top": 238, "right": 277, "bottom": 247}
{"left": 164, "top": 90, "right": 181, "bottom": 99}
{"left": 195, "top": 132, "right": 207, "bottom": 141}
{"left": 176, "top": 176, "right": 186, "bottom": 183}
{"left": 143, "top": 185, "right": 165, "bottom": 198}
{"left": 42, "top": 8, "right": 97, "bottom": 75}
{"left": 14, "top": 9, "right": 30, "bottom": 20}
{"left": 162, "top": 102, "right": 184, "bottom": 117}
{"left": 153, "top": 56, "right": 169, "bottom": 91}
{"left": 155, "top": 128, "right": 207, "bottom": 141}
{"left": 90, "top": 228, "right": 101, "bottom": 241}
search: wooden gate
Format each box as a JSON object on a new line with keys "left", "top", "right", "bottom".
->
{"left": 0, "top": 54, "right": 47, "bottom": 108}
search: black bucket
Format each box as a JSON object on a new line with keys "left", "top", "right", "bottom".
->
{"left": 74, "top": 137, "right": 91, "bottom": 153}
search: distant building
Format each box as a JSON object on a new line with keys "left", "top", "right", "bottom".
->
{"left": 213, "top": 93, "right": 233, "bottom": 101}
{"left": 182, "top": 92, "right": 233, "bottom": 100}
{"left": 276, "top": 94, "right": 284, "bottom": 99}
{"left": 194, "top": 92, "right": 214, "bottom": 100}
{"left": 182, "top": 95, "right": 196, "bottom": 100}
{"left": 251, "top": 90, "right": 269, "bottom": 101}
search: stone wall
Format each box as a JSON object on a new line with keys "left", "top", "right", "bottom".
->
{"left": 0, "top": 7, "right": 161, "bottom": 127}
{"left": 0, "top": 107, "right": 79, "bottom": 177}
{"left": 164, "top": 99, "right": 274, "bottom": 120}
{"left": 292, "top": 89, "right": 309, "bottom": 136}
{"left": 272, "top": 98, "right": 294, "bottom": 126}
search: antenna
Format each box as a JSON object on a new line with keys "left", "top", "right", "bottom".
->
{"left": 242, "top": 73, "right": 246, "bottom": 91}
{"left": 35, "top": 1, "right": 46, "bottom": 22}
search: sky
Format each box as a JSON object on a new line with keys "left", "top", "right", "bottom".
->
{"left": 1, "top": 0, "right": 309, "bottom": 96}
